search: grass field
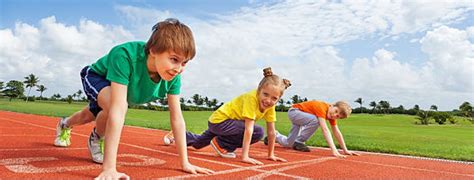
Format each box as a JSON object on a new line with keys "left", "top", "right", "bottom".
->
{"left": 1, "top": 98, "right": 473, "bottom": 162}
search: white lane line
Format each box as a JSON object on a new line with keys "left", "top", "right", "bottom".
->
{"left": 0, "top": 148, "right": 87, "bottom": 151}
{"left": 121, "top": 129, "right": 163, "bottom": 136}
{"left": 252, "top": 144, "right": 474, "bottom": 165}
{"left": 0, "top": 135, "right": 55, "bottom": 137}
{"left": 246, "top": 157, "right": 334, "bottom": 180}
{"left": 158, "top": 157, "right": 335, "bottom": 180}
{"left": 254, "top": 145, "right": 474, "bottom": 165}
{"left": 0, "top": 117, "right": 308, "bottom": 179}
{"left": 346, "top": 159, "right": 474, "bottom": 178}
{"left": 121, "top": 142, "right": 308, "bottom": 179}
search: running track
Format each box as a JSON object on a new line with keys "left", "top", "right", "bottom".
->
{"left": 1, "top": 111, "right": 473, "bottom": 179}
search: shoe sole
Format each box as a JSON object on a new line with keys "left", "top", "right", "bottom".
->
{"left": 54, "top": 141, "right": 69, "bottom": 147}
{"left": 210, "top": 139, "right": 236, "bottom": 158}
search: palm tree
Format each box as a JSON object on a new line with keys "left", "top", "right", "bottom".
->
{"left": 204, "top": 96, "right": 211, "bottom": 108}
{"left": 369, "top": 101, "right": 377, "bottom": 113}
{"left": 23, "top": 74, "right": 39, "bottom": 102}
{"left": 413, "top": 104, "right": 420, "bottom": 111}
{"left": 459, "top": 102, "right": 473, "bottom": 120}
{"left": 72, "top": 93, "right": 77, "bottom": 102}
{"left": 210, "top": 98, "right": 218, "bottom": 109}
{"left": 355, "top": 98, "right": 363, "bottom": 113}
{"left": 291, "top": 95, "right": 300, "bottom": 104}
{"left": 430, "top": 105, "right": 438, "bottom": 111}
{"left": 0, "top": 81, "right": 4, "bottom": 96}
{"left": 53, "top": 93, "right": 61, "bottom": 100}
{"left": 76, "top": 90, "right": 83, "bottom": 101}
{"left": 192, "top": 94, "right": 203, "bottom": 107}
{"left": 379, "top": 100, "right": 390, "bottom": 114}
{"left": 36, "top": 85, "right": 47, "bottom": 99}
{"left": 161, "top": 97, "right": 169, "bottom": 106}
{"left": 278, "top": 99, "right": 284, "bottom": 106}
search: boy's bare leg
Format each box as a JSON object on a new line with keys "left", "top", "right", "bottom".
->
{"left": 86, "top": 86, "right": 111, "bottom": 163}
{"left": 65, "top": 106, "right": 95, "bottom": 128}
{"left": 95, "top": 86, "right": 111, "bottom": 137}
{"left": 94, "top": 110, "right": 108, "bottom": 137}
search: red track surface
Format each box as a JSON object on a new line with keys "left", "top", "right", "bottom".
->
{"left": 1, "top": 111, "right": 473, "bottom": 179}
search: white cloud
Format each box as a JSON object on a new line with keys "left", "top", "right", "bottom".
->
{"left": 348, "top": 26, "right": 474, "bottom": 110}
{"left": 420, "top": 25, "right": 474, "bottom": 92}
{"left": 0, "top": 16, "right": 134, "bottom": 97}
{"left": 1, "top": 1, "right": 472, "bottom": 110}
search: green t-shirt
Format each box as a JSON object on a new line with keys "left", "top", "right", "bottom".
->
{"left": 90, "top": 41, "right": 181, "bottom": 105}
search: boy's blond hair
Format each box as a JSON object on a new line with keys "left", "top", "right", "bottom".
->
{"left": 145, "top": 18, "right": 195, "bottom": 60}
{"left": 334, "top": 101, "right": 352, "bottom": 119}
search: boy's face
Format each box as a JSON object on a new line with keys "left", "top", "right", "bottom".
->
{"left": 327, "top": 106, "right": 342, "bottom": 120}
{"left": 257, "top": 84, "right": 281, "bottom": 112}
{"left": 149, "top": 50, "right": 189, "bottom": 81}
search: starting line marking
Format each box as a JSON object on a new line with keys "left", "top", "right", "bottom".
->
{"left": 158, "top": 157, "right": 335, "bottom": 180}
{"left": 0, "top": 154, "right": 165, "bottom": 173}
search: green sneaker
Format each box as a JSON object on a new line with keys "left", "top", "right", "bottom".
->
{"left": 54, "top": 118, "right": 71, "bottom": 147}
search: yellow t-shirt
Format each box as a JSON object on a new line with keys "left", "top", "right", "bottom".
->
{"left": 209, "top": 89, "right": 276, "bottom": 124}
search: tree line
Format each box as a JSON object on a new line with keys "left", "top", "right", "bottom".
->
{"left": 1, "top": 74, "right": 472, "bottom": 123}
{"left": 353, "top": 97, "right": 473, "bottom": 125}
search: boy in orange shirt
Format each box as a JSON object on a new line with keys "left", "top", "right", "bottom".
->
{"left": 266, "top": 101, "right": 360, "bottom": 158}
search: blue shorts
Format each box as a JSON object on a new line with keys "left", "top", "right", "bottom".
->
{"left": 80, "top": 66, "right": 111, "bottom": 117}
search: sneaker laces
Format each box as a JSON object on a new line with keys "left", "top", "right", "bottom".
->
{"left": 99, "top": 138, "right": 104, "bottom": 154}
{"left": 59, "top": 128, "right": 71, "bottom": 141}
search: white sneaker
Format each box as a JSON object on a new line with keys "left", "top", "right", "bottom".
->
{"left": 54, "top": 118, "right": 71, "bottom": 147}
{"left": 87, "top": 128, "right": 104, "bottom": 164}
{"left": 163, "top": 131, "right": 174, "bottom": 146}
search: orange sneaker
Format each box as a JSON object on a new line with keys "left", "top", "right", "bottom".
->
{"left": 210, "top": 137, "right": 236, "bottom": 158}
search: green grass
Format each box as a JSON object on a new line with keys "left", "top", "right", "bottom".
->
{"left": 1, "top": 98, "right": 473, "bottom": 162}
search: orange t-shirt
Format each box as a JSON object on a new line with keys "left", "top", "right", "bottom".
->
{"left": 292, "top": 101, "right": 337, "bottom": 125}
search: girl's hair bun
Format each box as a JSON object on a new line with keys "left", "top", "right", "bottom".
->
{"left": 263, "top": 67, "right": 273, "bottom": 77}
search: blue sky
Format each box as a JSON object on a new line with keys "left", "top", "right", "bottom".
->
{"left": 1, "top": 0, "right": 473, "bottom": 110}
{"left": 0, "top": 0, "right": 254, "bottom": 28}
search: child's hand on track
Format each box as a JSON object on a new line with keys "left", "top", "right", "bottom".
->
{"left": 95, "top": 169, "right": 130, "bottom": 180}
{"left": 242, "top": 157, "right": 263, "bottom": 165}
{"left": 343, "top": 150, "right": 361, "bottom": 156}
{"left": 333, "top": 152, "right": 347, "bottom": 159}
{"left": 182, "top": 163, "right": 215, "bottom": 175}
{"left": 268, "top": 155, "right": 287, "bottom": 162}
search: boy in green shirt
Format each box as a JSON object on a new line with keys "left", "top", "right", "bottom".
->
{"left": 54, "top": 18, "right": 214, "bottom": 179}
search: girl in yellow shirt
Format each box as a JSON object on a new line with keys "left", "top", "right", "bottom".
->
{"left": 166, "top": 67, "right": 291, "bottom": 165}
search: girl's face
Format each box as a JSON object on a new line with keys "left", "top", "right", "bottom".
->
{"left": 257, "top": 84, "right": 281, "bottom": 112}
{"left": 327, "top": 106, "right": 342, "bottom": 120}
{"left": 148, "top": 50, "right": 189, "bottom": 81}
